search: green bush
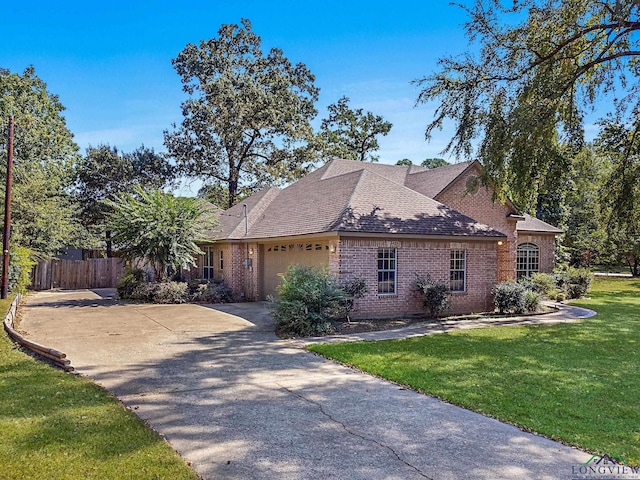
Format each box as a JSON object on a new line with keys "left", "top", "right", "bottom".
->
{"left": 339, "top": 277, "right": 368, "bottom": 321}
{"left": 529, "top": 273, "right": 556, "bottom": 296}
{"left": 271, "top": 265, "right": 344, "bottom": 337}
{"left": 553, "top": 267, "right": 593, "bottom": 299}
{"left": 191, "top": 281, "right": 233, "bottom": 303}
{"left": 116, "top": 269, "right": 146, "bottom": 299}
{"left": 493, "top": 281, "right": 526, "bottom": 314}
{"left": 523, "top": 290, "right": 541, "bottom": 313}
{"left": 8, "top": 246, "right": 35, "bottom": 294}
{"left": 415, "top": 274, "right": 451, "bottom": 318}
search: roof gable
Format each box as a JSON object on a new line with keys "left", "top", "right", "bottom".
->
{"left": 405, "top": 161, "right": 473, "bottom": 198}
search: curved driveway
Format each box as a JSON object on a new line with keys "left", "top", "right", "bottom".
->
{"left": 20, "top": 289, "right": 592, "bottom": 480}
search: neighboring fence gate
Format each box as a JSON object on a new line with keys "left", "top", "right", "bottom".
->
{"left": 31, "top": 258, "right": 126, "bottom": 290}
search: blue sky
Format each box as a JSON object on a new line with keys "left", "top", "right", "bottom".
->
{"left": 2, "top": 0, "right": 471, "bottom": 172}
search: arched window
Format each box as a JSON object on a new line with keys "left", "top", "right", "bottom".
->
{"left": 517, "top": 243, "right": 539, "bottom": 278}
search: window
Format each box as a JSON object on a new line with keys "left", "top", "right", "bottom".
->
{"left": 377, "top": 248, "right": 397, "bottom": 294}
{"left": 450, "top": 250, "right": 466, "bottom": 292}
{"left": 219, "top": 250, "right": 224, "bottom": 270}
{"left": 202, "top": 246, "right": 215, "bottom": 280}
{"left": 517, "top": 243, "right": 539, "bottom": 278}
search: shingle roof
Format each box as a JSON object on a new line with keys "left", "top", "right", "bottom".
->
{"left": 405, "top": 161, "right": 473, "bottom": 198}
{"left": 517, "top": 214, "right": 563, "bottom": 234}
{"left": 214, "top": 159, "right": 505, "bottom": 240}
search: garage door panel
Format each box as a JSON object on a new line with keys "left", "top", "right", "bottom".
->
{"left": 262, "top": 242, "right": 330, "bottom": 299}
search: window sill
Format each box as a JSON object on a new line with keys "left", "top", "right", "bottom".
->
{"left": 377, "top": 293, "right": 398, "bottom": 298}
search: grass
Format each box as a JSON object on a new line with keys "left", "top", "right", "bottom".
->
{"left": 0, "top": 296, "right": 199, "bottom": 480}
{"left": 308, "top": 277, "right": 640, "bottom": 466}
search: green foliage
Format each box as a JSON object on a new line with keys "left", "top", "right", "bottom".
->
{"left": 339, "top": 276, "right": 368, "bottom": 322}
{"left": 8, "top": 246, "right": 35, "bottom": 294}
{"left": 271, "top": 265, "right": 345, "bottom": 337}
{"left": 116, "top": 268, "right": 146, "bottom": 299}
{"left": 415, "top": 1, "right": 640, "bottom": 210}
{"left": 414, "top": 274, "right": 452, "bottom": 318}
{"left": 529, "top": 272, "right": 557, "bottom": 296}
{"left": 164, "top": 18, "right": 319, "bottom": 208}
{"left": 318, "top": 96, "right": 392, "bottom": 162}
{"left": 75, "top": 144, "right": 175, "bottom": 255}
{"left": 558, "top": 267, "right": 593, "bottom": 299}
{"left": 595, "top": 120, "right": 640, "bottom": 276}
{"left": 106, "top": 187, "right": 216, "bottom": 281}
{"left": 493, "top": 281, "right": 526, "bottom": 314}
{"left": 420, "top": 158, "right": 449, "bottom": 169}
{"left": 1, "top": 67, "right": 80, "bottom": 257}
{"left": 396, "top": 159, "right": 413, "bottom": 166}
{"left": 523, "top": 290, "right": 541, "bottom": 313}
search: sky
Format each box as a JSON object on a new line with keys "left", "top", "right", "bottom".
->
{"left": 4, "top": 1, "right": 477, "bottom": 194}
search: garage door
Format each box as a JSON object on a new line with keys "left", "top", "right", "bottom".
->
{"left": 261, "top": 241, "right": 331, "bottom": 299}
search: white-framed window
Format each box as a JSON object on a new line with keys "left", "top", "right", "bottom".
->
{"left": 202, "top": 245, "right": 215, "bottom": 280}
{"left": 219, "top": 250, "right": 224, "bottom": 271}
{"left": 450, "top": 249, "right": 466, "bottom": 292}
{"left": 378, "top": 248, "right": 397, "bottom": 294}
{"left": 517, "top": 243, "right": 539, "bottom": 278}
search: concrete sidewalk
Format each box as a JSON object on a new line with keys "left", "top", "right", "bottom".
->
{"left": 19, "top": 289, "right": 593, "bottom": 479}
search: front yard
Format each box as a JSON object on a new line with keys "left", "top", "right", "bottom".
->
{"left": 308, "top": 277, "right": 640, "bottom": 466}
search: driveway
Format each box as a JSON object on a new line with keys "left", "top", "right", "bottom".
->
{"left": 20, "top": 289, "right": 591, "bottom": 479}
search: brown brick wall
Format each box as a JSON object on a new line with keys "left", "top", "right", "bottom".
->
{"left": 333, "top": 237, "right": 497, "bottom": 319}
{"left": 435, "top": 167, "right": 518, "bottom": 282}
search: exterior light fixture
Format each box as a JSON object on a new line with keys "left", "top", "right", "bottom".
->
{"left": 249, "top": 247, "right": 254, "bottom": 255}
{"left": 497, "top": 241, "right": 503, "bottom": 246}
{"left": 329, "top": 244, "right": 336, "bottom": 253}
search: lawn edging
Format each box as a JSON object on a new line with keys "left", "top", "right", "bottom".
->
{"left": 2, "top": 293, "right": 73, "bottom": 371}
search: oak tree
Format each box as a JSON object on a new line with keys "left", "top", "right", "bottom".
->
{"left": 318, "top": 96, "right": 392, "bottom": 162}
{"left": 164, "top": 19, "right": 319, "bottom": 208}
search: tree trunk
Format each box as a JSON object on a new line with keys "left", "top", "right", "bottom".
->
{"left": 106, "top": 230, "right": 113, "bottom": 258}
{"left": 228, "top": 178, "right": 238, "bottom": 209}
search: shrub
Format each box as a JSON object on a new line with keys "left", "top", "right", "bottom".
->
{"left": 192, "top": 281, "right": 233, "bottom": 303}
{"left": 529, "top": 273, "right": 556, "bottom": 296}
{"left": 131, "top": 282, "right": 157, "bottom": 302}
{"left": 271, "top": 265, "right": 344, "bottom": 337}
{"left": 117, "top": 269, "right": 146, "bottom": 299}
{"left": 339, "top": 277, "right": 368, "bottom": 321}
{"left": 8, "top": 246, "right": 36, "bottom": 294}
{"left": 415, "top": 274, "right": 451, "bottom": 318}
{"left": 523, "top": 290, "right": 541, "bottom": 313}
{"left": 564, "top": 267, "right": 593, "bottom": 299}
{"left": 153, "top": 282, "right": 189, "bottom": 304}
{"left": 493, "top": 281, "right": 526, "bottom": 314}
{"left": 553, "top": 267, "right": 593, "bottom": 299}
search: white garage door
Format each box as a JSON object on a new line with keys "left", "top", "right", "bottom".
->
{"left": 261, "top": 241, "right": 331, "bottom": 299}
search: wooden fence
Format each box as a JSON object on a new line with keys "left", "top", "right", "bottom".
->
{"left": 31, "top": 257, "right": 126, "bottom": 291}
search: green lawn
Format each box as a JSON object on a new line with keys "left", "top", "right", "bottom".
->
{"left": 308, "top": 277, "right": 640, "bottom": 466}
{"left": 0, "top": 297, "right": 199, "bottom": 480}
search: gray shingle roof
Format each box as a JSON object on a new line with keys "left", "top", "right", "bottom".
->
{"left": 405, "top": 161, "right": 473, "bottom": 198}
{"left": 213, "top": 159, "right": 505, "bottom": 240}
{"left": 517, "top": 214, "right": 563, "bottom": 234}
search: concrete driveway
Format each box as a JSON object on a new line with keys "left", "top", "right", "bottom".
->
{"left": 19, "top": 289, "right": 591, "bottom": 480}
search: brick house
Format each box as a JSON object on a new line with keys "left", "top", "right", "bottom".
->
{"left": 195, "top": 159, "right": 561, "bottom": 318}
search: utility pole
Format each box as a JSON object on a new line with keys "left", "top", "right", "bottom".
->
{"left": 1, "top": 116, "right": 14, "bottom": 299}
